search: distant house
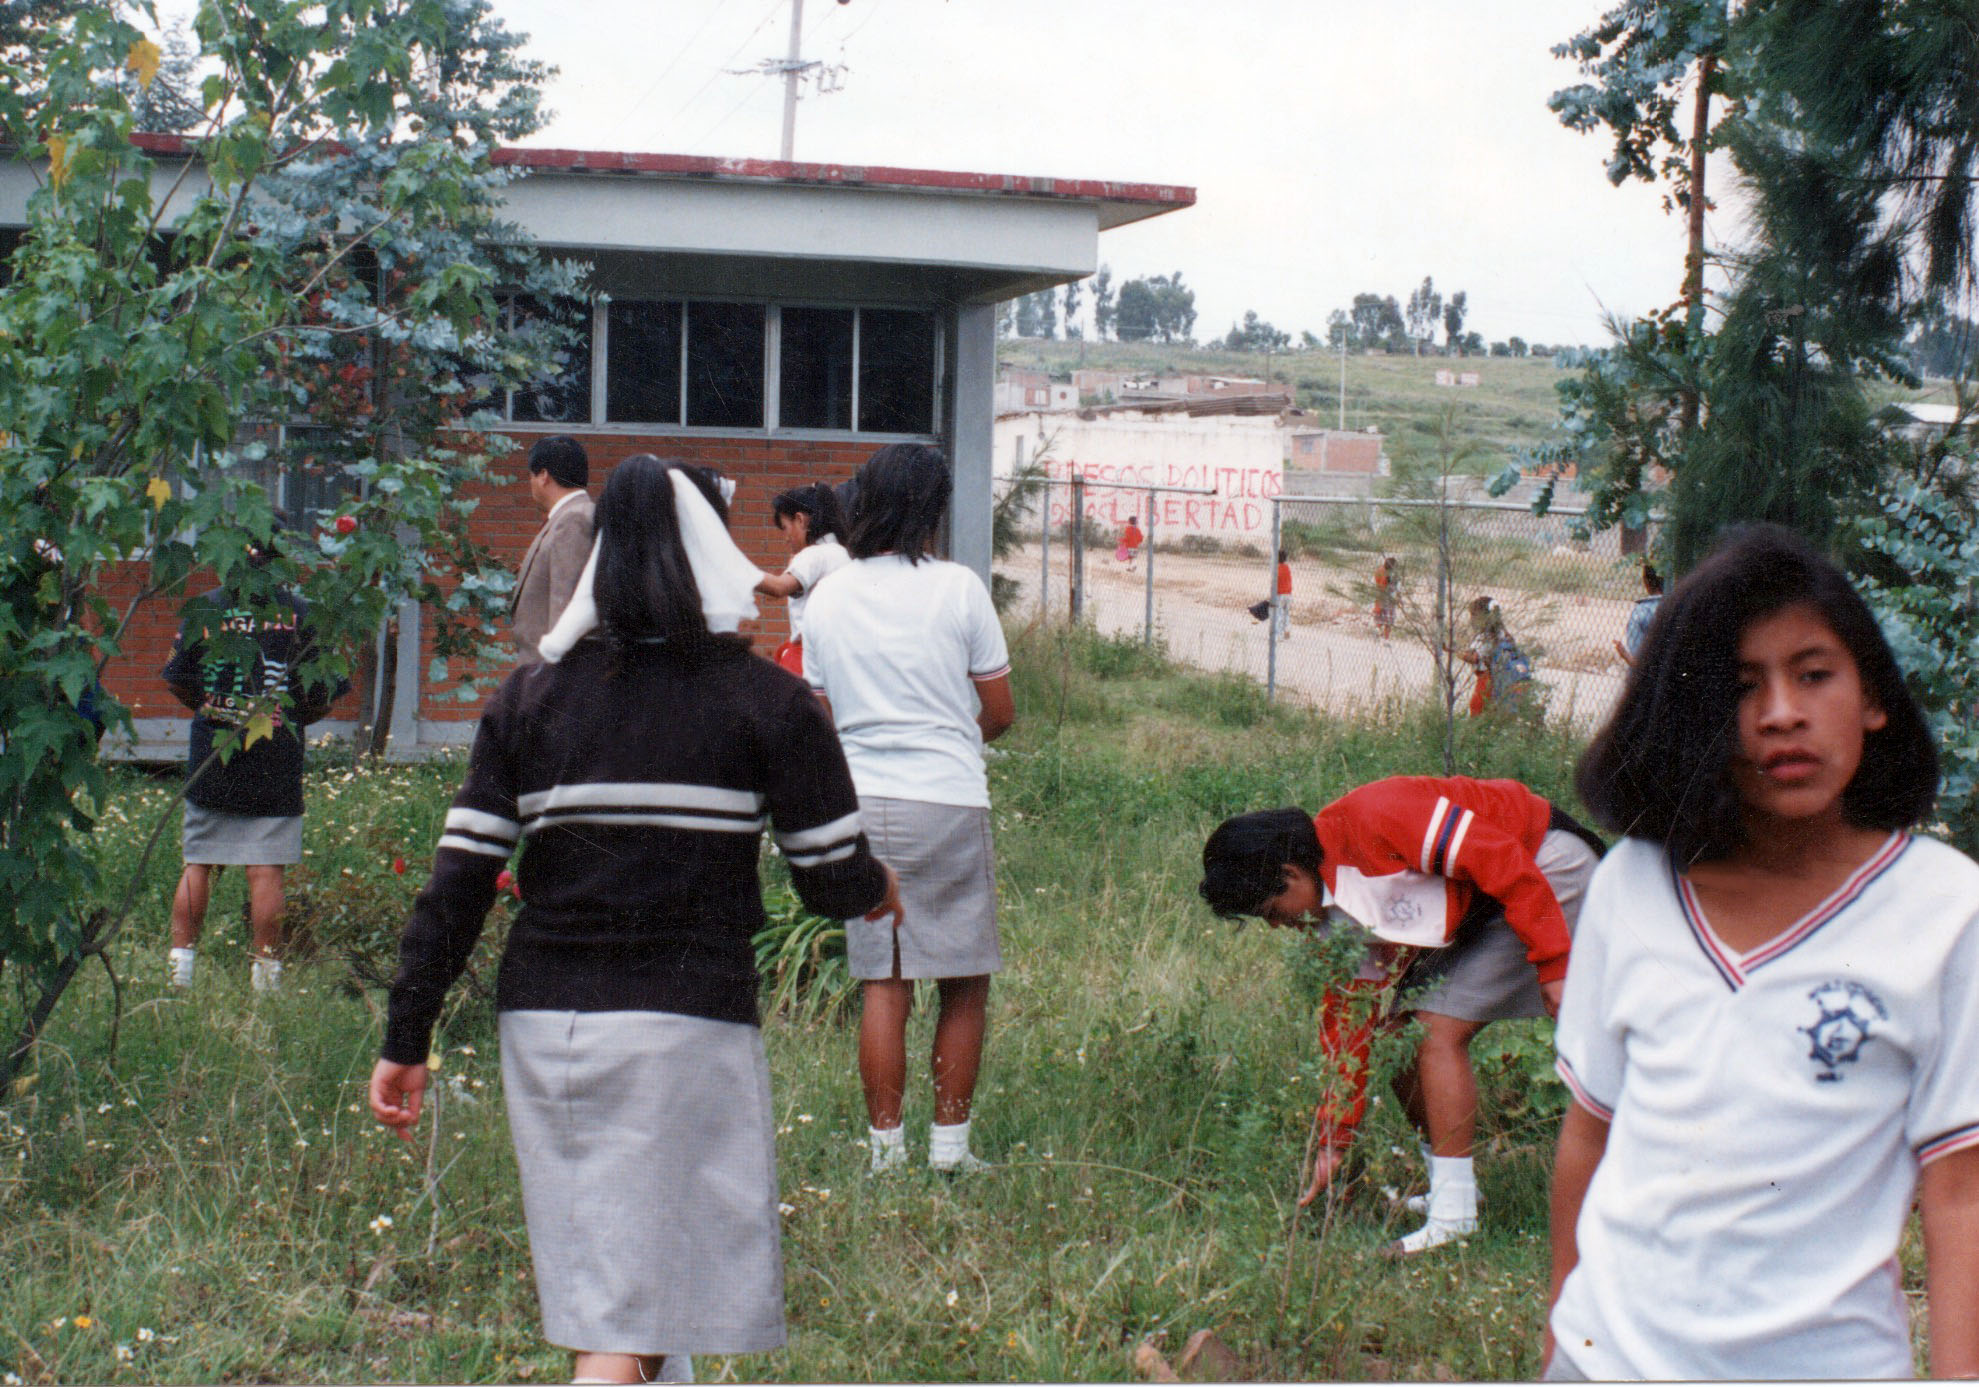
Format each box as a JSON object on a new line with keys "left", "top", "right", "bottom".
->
{"left": 995, "top": 370, "right": 1078, "bottom": 413}
{"left": 1287, "top": 429, "right": 1386, "bottom": 477}
{"left": 0, "top": 138, "right": 1192, "bottom": 758}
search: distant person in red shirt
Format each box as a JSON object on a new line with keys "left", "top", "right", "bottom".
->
{"left": 1274, "top": 549, "right": 1293, "bottom": 642}
{"left": 1200, "top": 777, "right": 1602, "bottom": 1254}
{"left": 1115, "top": 516, "right": 1146, "bottom": 571}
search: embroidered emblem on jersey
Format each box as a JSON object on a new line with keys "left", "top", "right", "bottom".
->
{"left": 1801, "top": 980, "right": 1888, "bottom": 1082}
{"left": 1329, "top": 865, "right": 1447, "bottom": 948}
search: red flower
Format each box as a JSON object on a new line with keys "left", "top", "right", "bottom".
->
{"left": 335, "top": 514, "right": 357, "bottom": 535}
{"left": 392, "top": 856, "right": 406, "bottom": 875}
{"left": 496, "top": 868, "right": 521, "bottom": 900}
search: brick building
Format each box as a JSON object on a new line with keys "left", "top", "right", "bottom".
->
{"left": 0, "top": 141, "right": 1191, "bottom": 758}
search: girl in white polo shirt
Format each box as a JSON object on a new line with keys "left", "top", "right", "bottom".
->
{"left": 1546, "top": 524, "right": 1979, "bottom": 1381}
{"left": 802, "top": 444, "right": 1016, "bottom": 1175}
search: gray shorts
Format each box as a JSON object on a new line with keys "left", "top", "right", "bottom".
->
{"left": 181, "top": 802, "right": 302, "bottom": 866}
{"left": 847, "top": 796, "right": 1001, "bottom": 981}
{"left": 1400, "top": 827, "right": 1598, "bottom": 1022}
{"left": 500, "top": 1010, "right": 785, "bottom": 1357}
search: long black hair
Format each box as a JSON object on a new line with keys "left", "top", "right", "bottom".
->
{"left": 1575, "top": 523, "right": 1937, "bottom": 865}
{"left": 845, "top": 443, "right": 950, "bottom": 563}
{"left": 590, "top": 454, "right": 743, "bottom": 653}
{"left": 771, "top": 482, "right": 847, "bottom": 545}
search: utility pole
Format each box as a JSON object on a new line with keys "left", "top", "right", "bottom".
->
{"left": 728, "top": 0, "right": 845, "bottom": 162}
{"left": 1338, "top": 340, "right": 1347, "bottom": 431}
{"left": 779, "top": 0, "right": 805, "bottom": 161}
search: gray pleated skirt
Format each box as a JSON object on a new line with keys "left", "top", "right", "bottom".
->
{"left": 181, "top": 802, "right": 302, "bottom": 866}
{"left": 847, "top": 796, "right": 1001, "bottom": 981}
{"left": 1399, "top": 828, "right": 1599, "bottom": 1022}
{"left": 498, "top": 1010, "right": 786, "bottom": 1357}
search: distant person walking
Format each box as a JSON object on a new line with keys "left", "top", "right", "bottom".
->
{"left": 371, "top": 455, "right": 900, "bottom": 1386}
{"left": 1373, "top": 555, "right": 1398, "bottom": 639}
{"left": 1612, "top": 563, "right": 1663, "bottom": 667}
{"left": 755, "top": 482, "right": 852, "bottom": 678}
{"left": 802, "top": 443, "right": 1017, "bottom": 1176}
{"left": 509, "top": 434, "right": 594, "bottom": 664}
{"left": 161, "top": 526, "right": 344, "bottom": 992}
{"left": 1275, "top": 549, "right": 1294, "bottom": 642}
{"left": 1116, "top": 515, "right": 1146, "bottom": 571}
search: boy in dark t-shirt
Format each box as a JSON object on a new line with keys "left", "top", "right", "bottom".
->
{"left": 160, "top": 542, "right": 342, "bottom": 992}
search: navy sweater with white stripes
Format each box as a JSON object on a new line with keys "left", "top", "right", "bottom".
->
{"left": 381, "top": 637, "right": 889, "bottom": 1065}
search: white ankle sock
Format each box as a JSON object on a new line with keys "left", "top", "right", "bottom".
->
{"left": 868, "top": 1124, "right": 906, "bottom": 1173}
{"left": 250, "top": 957, "right": 283, "bottom": 993}
{"left": 1426, "top": 1155, "right": 1477, "bottom": 1222}
{"left": 1393, "top": 1155, "right": 1479, "bottom": 1254}
{"left": 930, "top": 1119, "right": 990, "bottom": 1172}
{"left": 168, "top": 947, "right": 196, "bottom": 987}
{"left": 928, "top": 1119, "right": 971, "bottom": 1163}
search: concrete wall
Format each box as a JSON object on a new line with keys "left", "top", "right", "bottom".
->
{"left": 994, "top": 409, "right": 1286, "bottom": 540}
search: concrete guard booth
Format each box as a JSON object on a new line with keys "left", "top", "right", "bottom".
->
{"left": 0, "top": 142, "right": 1192, "bottom": 759}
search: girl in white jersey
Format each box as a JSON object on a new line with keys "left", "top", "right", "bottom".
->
{"left": 755, "top": 482, "right": 850, "bottom": 676}
{"left": 801, "top": 444, "right": 1017, "bottom": 1175}
{"left": 1546, "top": 524, "right": 1979, "bottom": 1381}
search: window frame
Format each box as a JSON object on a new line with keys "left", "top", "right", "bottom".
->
{"left": 567, "top": 295, "right": 944, "bottom": 441}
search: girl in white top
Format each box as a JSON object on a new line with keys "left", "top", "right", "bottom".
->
{"left": 802, "top": 444, "right": 1016, "bottom": 1175}
{"left": 755, "top": 483, "right": 851, "bottom": 673}
{"left": 1548, "top": 524, "right": 1979, "bottom": 1381}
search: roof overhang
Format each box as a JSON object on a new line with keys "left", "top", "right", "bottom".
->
{"left": 1, "top": 135, "right": 1192, "bottom": 303}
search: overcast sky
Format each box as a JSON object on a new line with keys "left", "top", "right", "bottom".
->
{"left": 164, "top": 0, "right": 1727, "bottom": 347}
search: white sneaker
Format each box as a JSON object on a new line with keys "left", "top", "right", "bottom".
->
{"left": 1389, "top": 1214, "right": 1478, "bottom": 1255}
{"left": 168, "top": 947, "right": 196, "bottom": 988}
{"left": 930, "top": 1150, "right": 991, "bottom": 1175}
{"left": 250, "top": 957, "right": 283, "bottom": 994}
{"left": 1401, "top": 1191, "right": 1483, "bottom": 1215}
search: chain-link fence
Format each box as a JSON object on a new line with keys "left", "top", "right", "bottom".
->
{"left": 993, "top": 479, "right": 1661, "bottom": 731}
{"left": 1263, "top": 496, "right": 1658, "bottom": 728}
{"left": 991, "top": 474, "right": 1222, "bottom": 649}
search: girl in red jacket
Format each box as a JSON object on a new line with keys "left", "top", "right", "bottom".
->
{"left": 1200, "top": 775, "right": 1602, "bottom": 1253}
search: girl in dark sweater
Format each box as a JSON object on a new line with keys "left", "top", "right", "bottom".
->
{"left": 370, "top": 454, "right": 899, "bottom": 1385}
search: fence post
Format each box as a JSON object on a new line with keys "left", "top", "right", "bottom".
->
{"left": 1039, "top": 483, "right": 1050, "bottom": 623}
{"left": 1142, "top": 486, "right": 1155, "bottom": 648}
{"left": 1069, "top": 475, "right": 1085, "bottom": 622}
{"left": 1266, "top": 499, "right": 1281, "bottom": 704}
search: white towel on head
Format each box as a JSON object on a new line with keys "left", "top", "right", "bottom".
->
{"left": 536, "top": 469, "right": 762, "bottom": 663}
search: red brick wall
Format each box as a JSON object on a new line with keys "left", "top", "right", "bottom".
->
{"left": 95, "top": 564, "right": 370, "bottom": 723}
{"left": 97, "top": 431, "right": 877, "bottom": 729}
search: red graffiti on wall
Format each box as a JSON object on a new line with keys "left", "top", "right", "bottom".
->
{"left": 1038, "top": 458, "right": 1281, "bottom": 534}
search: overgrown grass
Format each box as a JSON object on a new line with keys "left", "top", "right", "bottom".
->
{"left": 0, "top": 628, "right": 1656, "bottom": 1381}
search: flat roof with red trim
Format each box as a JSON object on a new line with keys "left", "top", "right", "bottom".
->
{"left": 125, "top": 132, "right": 1194, "bottom": 231}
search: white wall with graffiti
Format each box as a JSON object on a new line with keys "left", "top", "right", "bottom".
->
{"left": 993, "top": 408, "right": 1286, "bottom": 539}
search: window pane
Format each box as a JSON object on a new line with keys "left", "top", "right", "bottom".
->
{"left": 779, "top": 306, "right": 854, "bottom": 430}
{"left": 280, "top": 424, "right": 359, "bottom": 523}
{"left": 685, "top": 301, "right": 765, "bottom": 428}
{"left": 512, "top": 297, "right": 593, "bottom": 425}
{"left": 606, "top": 301, "right": 682, "bottom": 424}
{"left": 858, "top": 309, "right": 936, "bottom": 434}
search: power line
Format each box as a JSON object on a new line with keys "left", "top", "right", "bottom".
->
{"left": 668, "top": 0, "right": 788, "bottom": 125}
{"left": 839, "top": 0, "right": 886, "bottom": 47}
{"left": 616, "top": 1, "right": 731, "bottom": 132}
{"left": 690, "top": 70, "right": 777, "bottom": 153}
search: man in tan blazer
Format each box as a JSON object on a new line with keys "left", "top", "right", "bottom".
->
{"left": 510, "top": 435, "right": 594, "bottom": 662}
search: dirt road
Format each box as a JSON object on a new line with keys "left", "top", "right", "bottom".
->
{"left": 998, "top": 543, "right": 1632, "bottom": 729}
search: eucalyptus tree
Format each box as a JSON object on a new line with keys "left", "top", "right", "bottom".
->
{"left": 0, "top": 0, "right": 584, "bottom": 1083}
